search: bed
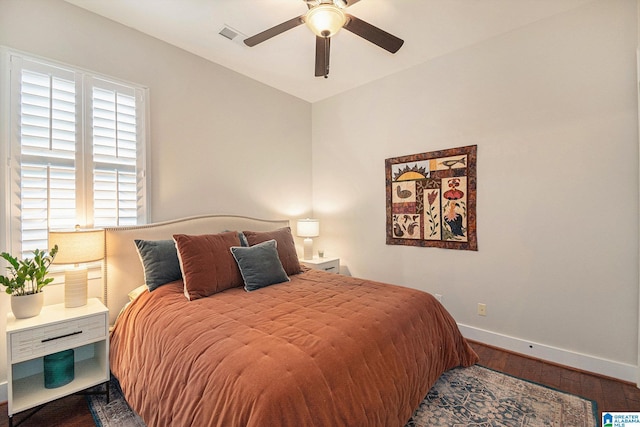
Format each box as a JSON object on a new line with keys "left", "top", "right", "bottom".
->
{"left": 104, "top": 215, "right": 478, "bottom": 427}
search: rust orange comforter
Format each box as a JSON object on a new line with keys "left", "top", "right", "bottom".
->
{"left": 110, "top": 270, "right": 478, "bottom": 427}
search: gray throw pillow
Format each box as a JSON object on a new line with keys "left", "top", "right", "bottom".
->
{"left": 230, "top": 239, "right": 290, "bottom": 291}
{"left": 134, "top": 239, "right": 182, "bottom": 291}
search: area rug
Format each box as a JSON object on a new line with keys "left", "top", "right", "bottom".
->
{"left": 87, "top": 365, "right": 597, "bottom": 427}
{"left": 407, "top": 365, "right": 597, "bottom": 427}
{"left": 86, "top": 376, "right": 145, "bottom": 427}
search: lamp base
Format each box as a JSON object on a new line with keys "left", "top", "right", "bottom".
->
{"left": 303, "top": 238, "right": 314, "bottom": 260}
{"left": 65, "top": 267, "right": 88, "bottom": 308}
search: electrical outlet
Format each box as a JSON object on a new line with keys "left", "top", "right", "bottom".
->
{"left": 477, "top": 303, "right": 487, "bottom": 316}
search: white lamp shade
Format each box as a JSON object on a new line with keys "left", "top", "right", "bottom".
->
{"left": 49, "top": 228, "right": 105, "bottom": 264}
{"left": 297, "top": 219, "right": 320, "bottom": 238}
{"left": 305, "top": 4, "right": 346, "bottom": 37}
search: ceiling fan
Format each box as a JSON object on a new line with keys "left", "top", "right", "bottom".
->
{"left": 244, "top": 0, "right": 404, "bottom": 78}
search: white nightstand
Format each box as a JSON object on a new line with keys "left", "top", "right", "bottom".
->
{"left": 300, "top": 257, "right": 340, "bottom": 274}
{"left": 6, "top": 298, "right": 110, "bottom": 426}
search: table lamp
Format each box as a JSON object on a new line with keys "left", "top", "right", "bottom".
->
{"left": 49, "top": 226, "right": 104, "bottom": 308}
{"left": 297, "top": 219, "right": 319, "bottom": 260}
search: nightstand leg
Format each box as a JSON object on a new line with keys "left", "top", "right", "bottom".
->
{"left": 8, "top": 415, "right": 12, "bottom": 427}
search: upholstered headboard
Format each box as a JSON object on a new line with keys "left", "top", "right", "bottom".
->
{"left": 103, "top": 215, "right": 290, "bottom": 324}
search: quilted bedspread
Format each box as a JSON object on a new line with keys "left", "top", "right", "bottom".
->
{"left": 109, "top": 270, "right": 478, "bottom": 427}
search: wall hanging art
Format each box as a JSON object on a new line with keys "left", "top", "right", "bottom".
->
{"left": 385, "top": 145, "right": 477, "bottom": 251}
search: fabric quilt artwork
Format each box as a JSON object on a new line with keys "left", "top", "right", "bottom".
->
{"left": 386, "top": 145, "right": 477, "bottom": 251}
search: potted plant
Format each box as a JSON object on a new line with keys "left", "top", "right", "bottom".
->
{"left": 1, "top": 246, "right": 58, "bottom": 319}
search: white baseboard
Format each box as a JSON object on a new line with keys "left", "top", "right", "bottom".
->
{"left": 459, "top": 323, "right": 638, "bottom": 386}
{"left": 0, "top": 381, "right": 6, "bottom": 404}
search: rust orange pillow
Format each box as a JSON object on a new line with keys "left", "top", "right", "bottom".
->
{"left": 173, "top": 231, "right": 243, "bottom": 300}
{"left": 242, "top": 227, "right": 302, "bottom": 276}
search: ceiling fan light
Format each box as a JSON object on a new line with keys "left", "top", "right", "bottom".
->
{"left": 305, "top": 5, "right": 346, "bottom": 38}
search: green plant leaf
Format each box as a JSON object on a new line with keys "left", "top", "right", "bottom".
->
{"left": 0, "top": 246, "right": 58, "bottom": 295}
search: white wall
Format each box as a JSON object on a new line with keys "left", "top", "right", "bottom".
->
{"left": 312, "top": 0, "right": 639, "bottom": 381}
{"left": 0, "top": 0, "right": 312, "bottom": 400}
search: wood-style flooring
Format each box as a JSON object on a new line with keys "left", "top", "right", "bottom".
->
{"left": 1, "top": 341, "right": 639, "bottom": 426}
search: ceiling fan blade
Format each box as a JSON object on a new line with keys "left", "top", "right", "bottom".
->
{"left": 244, "top": 15, "right": 304, "bottom": 47}
{"left": 343, "top": 14, "right": 404, "bottom": 54}
{"left": 315, "top": 36, "right": 330, "bottom": 78}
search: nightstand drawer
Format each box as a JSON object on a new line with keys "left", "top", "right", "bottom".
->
{"left": 10, "top": 314, "right": 106, "bottom": 362}
{"left": 317, "top": 259, "right": 339, "bottom": 273}
{"left": 300, "top": 257, "right": 340, "bottom": 274}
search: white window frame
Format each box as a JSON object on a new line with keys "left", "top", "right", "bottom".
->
{"left": 0, "top": 47, "right": 150, "bottom": 257}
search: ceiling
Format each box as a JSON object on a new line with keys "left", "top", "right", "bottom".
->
{"left": 64, "top": 0, "right": 596, "bottom": 103}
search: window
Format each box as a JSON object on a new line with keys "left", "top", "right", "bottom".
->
{"left": 3, "top": 51, "right": 148, "bottom": 258}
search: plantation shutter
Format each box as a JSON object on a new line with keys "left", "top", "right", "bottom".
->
{"left": 6, "top": 53, "right": 148, "bottom": 258}
{"left": 13, "top": 59, "right": 80, "bottom": 258}
{"left": 90, "top": 79, "right": 146, "bottom": 228}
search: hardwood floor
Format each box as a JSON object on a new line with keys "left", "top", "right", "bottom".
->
{"left": 1, "top": 394, "right": 92, "bottom": 427}
{"left": 1, "top": 341, "right": 639, "bottom": 426}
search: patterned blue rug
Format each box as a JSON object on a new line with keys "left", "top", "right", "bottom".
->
{"left": 87, "top": 376, "right": 144, "bottom": 427}
{"left": 88, "top": 365, "right": 597, "bottom": 426}
{"left": 407, "top": 365, "right": 597, "bottom": 427}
